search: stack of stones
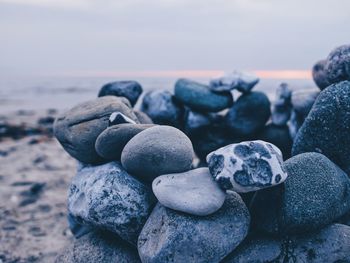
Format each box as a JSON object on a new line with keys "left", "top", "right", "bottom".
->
{"left": 55, "top": 44, "right": 350, "bottom": 262}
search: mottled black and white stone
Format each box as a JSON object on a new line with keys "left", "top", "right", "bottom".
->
{"left": 98, "top": 80, "right": 143, "bottom": 106}
{"left": 138, "top": 192, "right": 250, "bottom": 263}
{"left": 291, "top": 89, "right": 319, "bottom": 117}
{"left": 271, "top": 83, "right": 292, "bottom": 126}
{"left": 108, "top": 112, "right": 136, "bottom": 126}
{"left": 325, "top": 44, "right": 350, "bottom": 84}
{"left": 174, "top": 78, "right": 233, "bottom": 112}
{"left": 140, "top": 90, "right": 184, "bottom": 128}
{"left": 55, "top": 231, "right": 141, "bottom": 263}
{"left": 225, "top": 91, "right": 271, "bottom": 136}
{"left": 312, "top": 59, "right": 331, "bottom": 90}
{"left": 121, "top": 125, "right": 194, "bottom": 182}
{"left": 53, "top": 96, "right": 138, "bottom": 164}
{"left": 206, "top": 140, "right": 287, "bottom": 192}
{"left": 223, "top": 224, "right": 350, "bottom": 263}
{"left": 95, "top": 124, "right": 154, "bottom": 160}
{"left": 209, "top": 71, "right": 259, "bottom": 93}
{"left": 152, "top": 168, "right": 226, "bottom": 216}
{"left": 68, "top": 162, "right": 156, "bottom": 245}
{"left": 251, "top": 152, "right": 350, "bottom": 235}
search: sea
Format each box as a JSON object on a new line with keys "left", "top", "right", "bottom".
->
{"left": 0, "top": 75, "right": 316, "bottom": 114}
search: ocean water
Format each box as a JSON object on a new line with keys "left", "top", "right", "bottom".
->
{"left": 0, "top": 75, "right": 316, "bottom": 114}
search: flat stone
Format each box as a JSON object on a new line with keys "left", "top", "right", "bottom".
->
{"left": 209, "top": 71, "right": 259, "bottom": 93}
{"left": 225, "top": 92, "right": 270, "bottom": 136}
{"left": 55, "top": 231, "right": 141, "bottom": 263}
{"left": 207, "top": 140, "right": 287, "bottom": 192}
{"left": 251, "top": 152, "right": 350, "bottom": 235}
{"left": 174, "top": 78, "right": 233, "bottom": 112}
{"left": 98, "top": 81, "right": 143, "bottom": 106}
{"left": 152, "top": 168, "right": 226, "bottom": 216}
{"left": 53, "top": 96, "right": 138, "bottom": 164}
{"left": 121, "top": 126, "right": 194, "bottom": 182}
{"left": 138, "top": 192, "right": 250, "bottom": 263}
{"left": 68, "top": 162, "right": 156, "bottom": 245}
{"left": 95, "top": 124, "right": 154, "bottom": 160}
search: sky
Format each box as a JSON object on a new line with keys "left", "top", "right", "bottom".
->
{"left": 0, "top": 0, "right": 349, "bottom": 77}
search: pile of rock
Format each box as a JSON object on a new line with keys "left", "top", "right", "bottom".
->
{"left": 54, "top": 44, "right": 350, "bottom": 262}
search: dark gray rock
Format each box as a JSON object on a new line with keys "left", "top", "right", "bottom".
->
{"left": 134, "top": 110, "right": 153, "bottom": 124}
{"left": 138, "top": 192, "right": 250, "bottom": 263}
{"left": 325, "top": 44, "right": 350, "bottom": 84}
{"left": 183, "top": 109, "right": 212, "bottom": 135}
{"left": 95, "top": 124, "right": 154, "bottom": 160}
{"left": 98, "top": 81, "right": 143, "bottom": 106}
{"left": 258, "top": 124, "right": 292, "bottom": 160}
{"left": 53, "top": 96, "right": 138, "bottom": 164}
{"left": 225, "top": 92, "right": 271, "bottom": 137}
{"left": 121, "top": 126, "right": 194, "bottom": 182}
{"left": 55, "top": 231, "right": 141, "bottom": 263}
{"left": 271, "top": 83, "right": 292, "bottom": 126}
{"left": 152, "top": 168, "right": 226, "bottom": 216}
{"left": 223, "top": 224, "right": 350, "bottom": 263}
{"left": 292, "top": 81, "right": 350, "bottom": 174}
{"left": 312, "top": 59, "right": 331, "bottom": 90}
{"left": 174, "top": 78, "right": 233, "bottom": 112}
{"left": 68, "top": 162, "right": 156, "bottom": 245}
{"left": 141, "top": 90, "right": 184, "bottom": 128}
{"left": 291, "top": 89, "right": 319, "bottom": 117}
{"left": 251, "top": 152, "right": 350, "bottom": 235}
{"left": 209, "top": 71, "right": 259, "bottom": 93}
{"left": 67, "top": 213, "right": 93, "bottom": 238}
{"left": 109, "top": 112, "right": 136, "bottom": 126}
{"left": 288, "top": 110, "right": 304, "bottom": 139}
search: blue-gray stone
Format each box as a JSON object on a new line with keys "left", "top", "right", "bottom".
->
{"left": 98, "top": 81, "right": 143, "bottom": 106}
{"left": 325, "top": 44, "right": 350, "bottom": 85}
{"left": 312, "top": 59, "right": 331, "bottom": 90}
{"left": 68, "top": 162, "right": 156, "bottom": 245}
{"left": 271, "top": 83, "right": 292, "bottom": 126}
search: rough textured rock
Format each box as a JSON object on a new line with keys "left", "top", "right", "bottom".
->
{"left": 95, "top": 124, "right": 154, "bottom": 160}
{"left": 55, "top": 231, "right": 141, "bottom": 263}
{"left": 223, "top": 224, "right": 350, "bottom": 263}
{"left": 312, "top": 59, "right": 331, "bottom": 90}
{"left": 325, "top": 44, "right": 350, "bottom": 84}
{"left": 291, "top": 89, "right": 319, "bottom": 117}
{"left": 53, "top": 96, "right": 138, "bottom": 164}
{"left": 209, "top": 71, "right": 259, "bottom": 93}
{"left": 141, "top": 90, "right": 184, "bottom": 128}
{"left": 207, "top": 140, "right": 287, "bottom": 192}
{"left": 258, "top": 124, "right": 293, "bottom": 160}
{"left": 121, "top": 126, "right": 194, "bottom": 182}
{"left": 251, "top": 152, "right": 350, "bottom": 235}
{"left": 292, "top": 81, "right": 350, "bottom": 174}
{"left": 225, "top": 92, "right": 270, "bottom": 136}
{"left": 271, "top": 83, "right": 292, "bottom": 126}
{"left": 152, "top": 168, "right": 226, "bottom": 216}
{"left": 68, "top": 162, "right": 156, "bottom": 245}
{"left": 174, "top": 78, "right": 233, "bottom": 112}
{"left": 67, "top": 213, "right": 93, "bottom": 238}
{"left": 134, "top": 110, "right": 153, "bottom": 124}
{"left": 98, "top": 81, "right": 143, "bottom": 106}
{"left": 138, "top": 192, "right": 250, "bottom": 263}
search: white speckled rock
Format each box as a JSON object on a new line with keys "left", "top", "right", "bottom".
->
{"left": 210, "top": 71, "right": 259, "bottom": 93}
{"left": 152, "top": 168, "right": 226, "bottom": 216}
{"left": 206, "top": 140, "right": 287, "bottom": 193}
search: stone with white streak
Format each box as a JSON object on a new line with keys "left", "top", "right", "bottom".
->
{"left": 209, "top": 71, "right": 259, "bottom": 93}
{"left": 206, "top": 140, "right": 287, "bottom": 193}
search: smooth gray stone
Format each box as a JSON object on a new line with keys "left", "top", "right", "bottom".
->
{"left": 141, "top": 90, "right": 184, "bottom": 128}
{"left": 325, "top": 44, "right": 350, "bottom": 85}
{"left": 292, "top": 81, "right": 350, "bottom": 174}
{"left": 174, "top": 78, "right": 233, "bottom": 112}
{"left": 121, "top": 126, "right": 194, "bottom": 182}
{"left": 53, "top": 96, "right": 138, "bottom": 164}
{"left": 312, "top": 59, "right": 331, "bottom": 90}
{"left": 223, "top": 224, "right": 350, "bottom": 263}
{"left": 98, "top": 80, "right": 143, "bottom": 106}
{"left": 209, "top": 71, "right": 259, "bottom": 93}
{"left": 55, "top": 231, "right": 141, "bottom": 263}
{"left": 68, "top": 162, "right": 156, "bottom": 245}
{"left": 225, "top": 92, "right": 270, "bottom": 136}
{"left": 291, "top": 89, "right": 319, "bottom": 117}
{"left": 251, "top": 152, "right": 350, "bottom": 235}
{"left": 138, "top": 192, "right": 250, "bottom": 263}
{"left": 95, "top": 124, "right": 154, "bottom": 160}
{"left": 134, "top": 110, "right": 154, "bottom": 124}
{"left": 152, "top": 168, "right": 226, "bottom": 216}
{"left": 271, "top": 83, "right": 292, "bottom": 126}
